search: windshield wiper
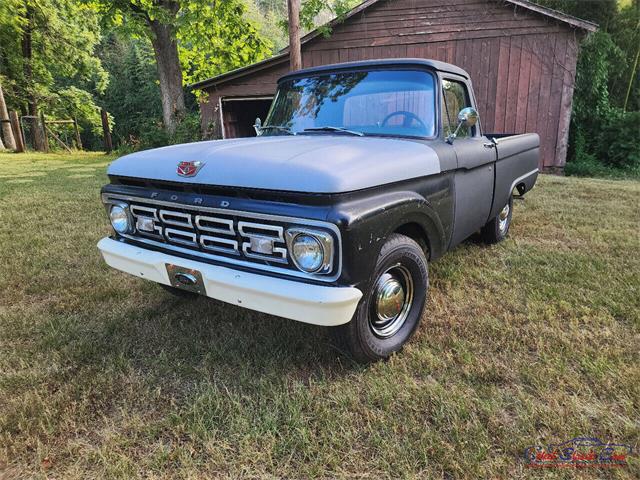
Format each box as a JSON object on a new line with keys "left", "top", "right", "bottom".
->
{"left": 303, "top": 126, "right": 364, "bottom": 137}
{"left": 258, "top": 125, "right": 296, "bottom": 135}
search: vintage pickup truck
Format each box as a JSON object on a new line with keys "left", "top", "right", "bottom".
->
{"left": 98, "top": 59, "right": 539, "bottom": 362}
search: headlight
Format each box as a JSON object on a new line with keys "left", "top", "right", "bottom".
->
{"left": 291, "top": 234, "right": 323, "bottom": 272}
{"left": 109, "top": 204, "right": 131, "bottom": 234}
{"left": 286, "top": 228, "right": 334, "bottom": 274}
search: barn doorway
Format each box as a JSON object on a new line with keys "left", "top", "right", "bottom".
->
{"left": 221, "top": 97, "right": 273, "bottom": 138}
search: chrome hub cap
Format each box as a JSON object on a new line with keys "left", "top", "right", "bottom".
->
{"left": 498, "top": 203, "right": 510, "bottom": 234}
{"left": 370, "top": 265, "right": 414, "bottom": 338}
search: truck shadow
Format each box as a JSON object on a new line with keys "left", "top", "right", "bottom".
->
{"left": 61, "top": 285, "right": 363, "bottom": 393}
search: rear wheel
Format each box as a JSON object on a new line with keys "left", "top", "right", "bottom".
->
{"left": 481, "top": 195, "right": 513, "bottom": 244}
{"left": 339, "top": 233, "right": 429, "bottom": 363}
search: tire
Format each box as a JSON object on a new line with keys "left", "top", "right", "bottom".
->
{"left": 481, "top": 195, "right": 513, "bottom": 244}
{"left": 160, "top": 284, "right": 199, "bottom": 299}
{"left": 338, "top": 233, "right": 429, "bottom": 363}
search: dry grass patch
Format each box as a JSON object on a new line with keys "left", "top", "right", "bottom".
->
{"left": 0, "top": 152, "right": 638, "bottom": 479}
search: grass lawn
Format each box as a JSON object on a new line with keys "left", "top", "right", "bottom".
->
{"left": 0, "top": 151, "right": 638, "bottom": 479}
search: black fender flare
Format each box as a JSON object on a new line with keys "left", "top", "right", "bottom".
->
{"left": 330, "top": 190, "right": 447, "bottom": 287}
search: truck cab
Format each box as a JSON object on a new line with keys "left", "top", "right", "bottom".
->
{"left": 98, "top": 59, "right": 539, "bottom": 362}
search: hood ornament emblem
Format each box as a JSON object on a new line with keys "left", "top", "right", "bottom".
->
{"left": 177, "top": 161, "right": 205, "bottom": 177}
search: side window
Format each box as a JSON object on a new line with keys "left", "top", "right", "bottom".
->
{"left": 442, "top": 79, "right": 473, "bottom": 138}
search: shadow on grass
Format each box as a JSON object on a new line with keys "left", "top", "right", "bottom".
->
{"left": 39, "top": 284, "right": 363, "bottom": 399}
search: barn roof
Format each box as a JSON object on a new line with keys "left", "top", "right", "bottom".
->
{"left": 191, "top": 0, "right": 597, "bottom": 90}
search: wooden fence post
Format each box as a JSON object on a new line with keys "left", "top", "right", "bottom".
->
{"left": 73, "top": 117, "right": 82, "bottom": 150}
{"left": 101, "top": 109, "right": 112, "bottom": 153}
{"left": 40, "top": 112, "right": 49, "bottom": 153}
{"left": 9, "top": 111, "right": 25, "bottom": 152}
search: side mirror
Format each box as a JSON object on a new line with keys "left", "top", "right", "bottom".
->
{"left": 447, "top": 107, "right": 478, "bottom": 144}
{"left": 253, "top": 117, "right": 262, "bottom": 136}
{"left": 457, "top": 107, "right": 478, "bottom": 127}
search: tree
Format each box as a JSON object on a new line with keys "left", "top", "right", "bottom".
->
{"left": 0, "top": 0, "right": 107, "bottom": 150}
{"left": 0, "top": 83, "right": 17, "bottom": 150}
{"left": 288, "top": 0, "right": 302, "bottom": 71}
{"left": 98, "top": 33, "right": 165, "bottom": 147}
{"left": 534, "top": 0, "right": 640, "bottom": 172}
{"left": 89, "top": 0, "right": 271, "bottom": 135}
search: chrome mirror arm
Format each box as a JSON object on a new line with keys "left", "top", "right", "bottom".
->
{"left": 446, "top": 123, "right": 464, "bottom": 144}
{"left": 253, "top": 117, "right": 263, "bottom": 136}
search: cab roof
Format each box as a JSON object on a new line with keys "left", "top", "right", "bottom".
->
{"left": 278, "top": 58, "right": 470, "bottom": 83}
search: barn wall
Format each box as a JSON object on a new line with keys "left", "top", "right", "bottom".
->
{"left": 202, "top": 0, "right": 582, "bottom": 169}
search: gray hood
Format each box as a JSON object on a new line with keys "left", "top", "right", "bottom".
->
{"left": 107, "top": 135, "right": 440, "bottom": 194}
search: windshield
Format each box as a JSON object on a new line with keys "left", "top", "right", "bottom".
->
{"left": 263, "top": 70, "right": 436, "bottom": 138}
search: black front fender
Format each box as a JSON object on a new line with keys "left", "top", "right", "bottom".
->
{"left": 329, "top": 175, "right": 453, "bottom": 289}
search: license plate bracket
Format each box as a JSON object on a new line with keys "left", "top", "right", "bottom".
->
{"left": 165, "top": 264, "right": 206, "bottom": 295}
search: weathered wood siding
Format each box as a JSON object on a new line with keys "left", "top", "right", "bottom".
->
{"left": 201, "top": 0, "right": 582, "bottom": 170}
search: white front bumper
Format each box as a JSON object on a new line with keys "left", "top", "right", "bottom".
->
{"left": 97, "top": 238, "right": 362, "bottom": 326}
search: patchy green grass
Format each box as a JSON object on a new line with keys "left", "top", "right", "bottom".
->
{"left": 565, "top": 156, "right": 640, "bottom": 180}
{"left": 0, "top": 152, "right": 638, "bottom": 479}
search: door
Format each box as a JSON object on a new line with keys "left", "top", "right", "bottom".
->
{"left": 222, "top": 97, "right": 273, "bottom": 138}
{"left": 442, "top": 78, "right": 496, "bottom": 246}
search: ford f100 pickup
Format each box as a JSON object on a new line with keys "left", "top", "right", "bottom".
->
{"left": 98, "top": 59, "right": 539, "bottom": 362}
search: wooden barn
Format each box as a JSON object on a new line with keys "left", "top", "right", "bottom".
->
{"left": 192, "top": 0, "right": 596, "bottom": 171}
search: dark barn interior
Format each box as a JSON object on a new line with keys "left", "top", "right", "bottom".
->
{"left": 220, "top": 97, "right": 273, "bottom": 138}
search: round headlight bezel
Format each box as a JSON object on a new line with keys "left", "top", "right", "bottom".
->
{"left": 285, "top": 228, "right": 334, "bottom": 275}
{"left": 291, "top": 233, "right": 324, "bottom": 273}
{"left": 109, "top": 203, "right": 132, "bottom": 234}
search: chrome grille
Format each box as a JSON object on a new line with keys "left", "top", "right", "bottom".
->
{"left": 102, "top": 193, "right": 342, "bottom": 282}
{"left": 129, "top": 203, "right": 289, "bottom": 264}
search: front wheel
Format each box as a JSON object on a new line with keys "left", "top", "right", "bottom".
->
{"left": 338, "top": 233, "right": 429, "bottom": 363}
{"left": 481, "top": 195, "right": 513, "bottom": 244}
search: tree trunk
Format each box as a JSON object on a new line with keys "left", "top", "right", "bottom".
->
{"left": 623, "top": 21, "right": 640, "bottom": 112}
{"left": 287, "top": 0, "right": 302, "bottom": 71}
{"left": 148, "top": 16, "right": 185, "bottom": 136}
{"left": 0, "top": 84, "right": 16, "bottom": 150}
{"left": 21, "top": 3, "right": 45, "bottom": 151}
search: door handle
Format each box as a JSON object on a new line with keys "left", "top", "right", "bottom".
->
{"left": 483, "top": 142, "right": 495, "bottom": 149}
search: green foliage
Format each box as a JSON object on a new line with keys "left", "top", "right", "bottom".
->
{"left": 98, "top": 34, "right": 202, "bottom": 152}
{"left": 171, "top": 111, "right": 202, "bottom": 144}
{"left": 536, "top": 0, "right": 619, "bottom": 28}
{"left": 177, "top": 1, "right": 272, "bottom": 89}
{"left": 600, "top": 111, "right": 640, "bottom": 170}
{"left": 98, "top": 34, "right": 164, "bottom": 148}
{"left": 274, "top": 0, "right": 360, "bottom": 37}
{"left": 244, "top": 1, "right": 288, "bottom": 51}
{"left": 571, "top": 31, "right": 619, "bottom": 134}
{"left": 611, "top": 2, "right": 640, "bottom": 111}
{"left": 87, "top": 0, "right": 272, "bottom": 91}
{"left": 0, "top": 0, "right": 107, "bottom": 149}
{"left": 569, "top": 28, "right": 640, "bottom": 174}
{"left": 0, "top": 0, "right": 107, "bottom": 108}
{"left": 537, "top": 0, "right": 640, "bottom": 175}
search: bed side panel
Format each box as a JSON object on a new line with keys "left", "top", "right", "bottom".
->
{"left": 490, "top": 133, "right": 540, "bottom": 219}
